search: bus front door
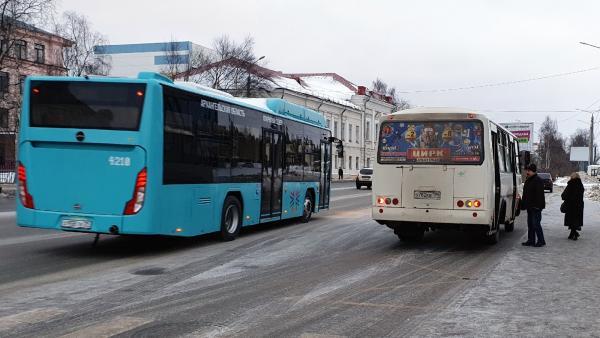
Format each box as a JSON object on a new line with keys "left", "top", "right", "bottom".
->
{"left": 319, "top": 141, "right": 332, "bottom": 209}
{"left": 492, "top": 131, "right": 501, "bottom": 230}
{"left": 261, "top": 130, "right": 284, "bottom": 219}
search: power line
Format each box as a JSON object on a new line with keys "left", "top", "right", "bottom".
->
{"left": 396, "top": 66, "right": 600, "bottom": 94}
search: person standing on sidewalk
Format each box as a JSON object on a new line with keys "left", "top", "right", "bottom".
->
{"left": 561, "top": 172, "right": 584, "bottom": 240}
{"left": 338, "top": 167, "right": 343, "bottom": 180}
{"left": 521, "top": 163, "right": 546, "bottom": 247}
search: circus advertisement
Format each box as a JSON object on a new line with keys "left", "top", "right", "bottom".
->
{"left": 378, "top": 121, "right": 483, "bottom": 164}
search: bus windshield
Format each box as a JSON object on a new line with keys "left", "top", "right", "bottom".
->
{"left": 378, "top": 120, "right": 484, "bottom": 164}
{"left": 29, "top": 81, "right": 146, "bottom": 131}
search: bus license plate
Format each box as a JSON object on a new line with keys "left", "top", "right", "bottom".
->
{"left": 61, "top": 219, "right": 92, "bottom": 230}
{"left": 414, "top": 190, "right": 441, "bottom": 200}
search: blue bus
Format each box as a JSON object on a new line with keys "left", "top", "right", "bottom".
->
{"left": 17, "top": 72, "right": 332, "bottom": 240}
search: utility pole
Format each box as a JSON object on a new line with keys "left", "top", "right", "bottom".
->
{"left": 590, "top": 114, "right": 595, "bottom": 166}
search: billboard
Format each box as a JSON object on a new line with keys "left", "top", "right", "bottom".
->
{"left": 500, "top": 122, "right": 534, "bottom": 152}
{"left": 570, "top": 146, "right": 589, "bottom": 162}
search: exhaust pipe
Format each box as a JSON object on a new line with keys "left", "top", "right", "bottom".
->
{"left": 109, "top": 225, "right": 119, "bottom": 235}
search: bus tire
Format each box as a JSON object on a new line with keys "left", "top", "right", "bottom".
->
{"left": 220, "top": 196, "right": 242, "bottom": 241}
{"left": 300, "top": 191, "right": 314, "bottom": 223}
{"left": 484, "top": 229, "right": 500, "bottom": 244}
{"left": 395, "top": 228, "right": 424, "bottom": 242}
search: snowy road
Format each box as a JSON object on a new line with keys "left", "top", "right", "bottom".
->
{"left": 0, "top": 183, "right": 597, "bottom": 337}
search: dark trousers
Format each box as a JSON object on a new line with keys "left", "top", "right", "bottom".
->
{"left": 527, "top": 208, "right": 545, "bottom": 244}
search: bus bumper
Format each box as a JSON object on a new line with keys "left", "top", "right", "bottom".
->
{"left": 372, "top": 207, "right": 491, "bottom": 228}
{"left": 17, "top": 207, "right": 154, "bottom": 235}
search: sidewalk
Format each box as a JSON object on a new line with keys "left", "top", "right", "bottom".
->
{"left": 413, "top": 192, "right": 600, "bottom": 336}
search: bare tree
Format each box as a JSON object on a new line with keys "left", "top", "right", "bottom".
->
{"left": 536, "top": 116, "right": 575, "bottom": 177}
{"left": 0, "top": 0, "right": 55, "bottom": 68}
{"left": 181, "top": 35, "right": 270, "bottom": 97}
{"left": 55, "top": 11, "right": 110, "bottom": 76}
{"left": 1, "top": 0, "right": 55, "bottom": 136}
{"left": 159, "top": 37, "right": 188, "bottom": 79}
{"left": 371, "top": 78, "right": 411, "bottom": 110}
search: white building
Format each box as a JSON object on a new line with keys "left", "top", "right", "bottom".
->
{"left": 93, "top": 41, "right": 210, "bottom": 77}
{"left": 260, "top": 71, "right": 396, "bottom": 177}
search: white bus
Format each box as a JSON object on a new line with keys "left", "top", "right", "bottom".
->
{"left": 372, "top": 108, "right": 522, "bottom": 244}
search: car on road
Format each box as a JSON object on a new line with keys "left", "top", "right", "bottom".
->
{"left": 356, "top": 168, "right": 373, "bottom": 189}
{"left": 538, "top": 172, "right": 553, "bottom": 192}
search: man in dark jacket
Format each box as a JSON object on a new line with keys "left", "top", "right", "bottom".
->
{"left": 521, "top": 163, "right": 546, "bottom": 247}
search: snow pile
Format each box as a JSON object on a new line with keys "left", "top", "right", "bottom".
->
{"left": 557, "top": 172, "right": 600, "bottom": 201}
{"left": 585, "top": 185, "right": 600, "bottom": 202}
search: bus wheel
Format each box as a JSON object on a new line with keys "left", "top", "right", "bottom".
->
{"left": 395, "top": 228, "right": 424, "bottom": 242}
{"left": 505, "top": 220, "right": 515, "bottom": 232}
{"left": 300, "top": 191, "right": 313, "bottom": 223}
{"left": 220, "top": 196, "right": 242, "bottom": 241}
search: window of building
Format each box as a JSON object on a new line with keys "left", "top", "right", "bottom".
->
{"left": 356, "top": 126, "right": 359, "bottom": 143}
{"left": 326, "top": 119, "right": 330, "bottom": 128}
{"left": 366, "top": 158, "right": 371, "bottom": 168}
{"left": 34, "top": 44, "right": 45, "bottom": 63}
{"left": 356, "top": 156, "right": 359, "bottom": 169}
{"left": 341, "top": 155, "right": 345, "bottom": 169}
{"left": 0, "top": 40, "right": 8, "bottom": 54}
{"left": 0, "top": 109, "right": 8, "bottom": 129}
{"left": 19, "top": 75, "right": 25, "bottom": 94}
{"left": 0, "top": 72, "right": 8, "bottom": 93}
{"left": 333, "top": 120, "right": 338, "bottom": 138}
{"left": 348, "top": 124, "right": 352, "bottom": 142}
{"left": 366, "top": 121, "right": 370, "bottom": 140}
{"left": 349, "top": 155, "right": 352, "bottom": 170}
{"left": 341, "top": 122, "right": 346, "bottom": 141}
{"left": 14, "top": 40, "right": 26, "bottom": 60}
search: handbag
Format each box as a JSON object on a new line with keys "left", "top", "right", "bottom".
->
{"left": 560, "top": 202, "right": 567, "bottom": 213}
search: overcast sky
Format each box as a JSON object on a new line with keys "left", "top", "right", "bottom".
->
{"left": 59, "top": 0, "right": 600, "bottom": 143}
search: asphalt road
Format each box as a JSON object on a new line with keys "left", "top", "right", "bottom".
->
{"left": 0, "top": 182, "right": 529, "bottom": 337}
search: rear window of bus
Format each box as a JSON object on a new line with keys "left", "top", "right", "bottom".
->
{"left": 378, "top": 120, "right": 484, "bottom": 165}
{"left": 29, "top": 81, "right": 146, "bottom": 131}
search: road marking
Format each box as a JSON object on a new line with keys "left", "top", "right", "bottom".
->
{"left": 323, "top": 208, "right": 370, "bottom": 219}
{"left": 0, "top": 308, "right": 66, "bottom": 332}
{"left": 60, "top": 316, "right": 152, "bottom": 338}
{"left": 331, "top": 186, "right": 358, "bottom": 191}
{"left": 330, "top": 192, "right": 371, "bottom": 202}
{"left": 335, "top": 301, "right": 434, "bottom": 310}
{"left": 300, "top": 333, "right": 346, "bottom": 338}
{"left": 0, "top": 232, "right": 85, "bottom": 247}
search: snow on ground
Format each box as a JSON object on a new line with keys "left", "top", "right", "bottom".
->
{"left": 554, "top": 172, "right": 600, "bottom": 202}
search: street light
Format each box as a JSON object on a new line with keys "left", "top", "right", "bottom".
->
{"left": 246, "top": 55, "right": 265, "bottom": 97}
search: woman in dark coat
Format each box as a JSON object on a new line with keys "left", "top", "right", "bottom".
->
{"left": 561, "top": 172, "right": 584, "bottom": 240}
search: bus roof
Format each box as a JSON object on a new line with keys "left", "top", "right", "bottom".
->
{"left": 26, "top": 72, "right": 329, "bottom": 130}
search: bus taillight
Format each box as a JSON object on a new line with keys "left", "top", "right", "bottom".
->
{"left": 18, "top": 162, "right": 35, "bottom": 209}
{"left": 124, "top": 167, "right": 147, "bottom": 215}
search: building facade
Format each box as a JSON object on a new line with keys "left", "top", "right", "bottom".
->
{"left": 0, "top": 21, "right": 71, "bottom": 182}
{"left": 93, "top": 41, "right": 211, "bottom": 77}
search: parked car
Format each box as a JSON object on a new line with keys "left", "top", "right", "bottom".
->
{"left": 356, "top": 168, "right": 373, "bottom": 189}
{"left": 538, "top": 172, "right": 553, "bottom": 192}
